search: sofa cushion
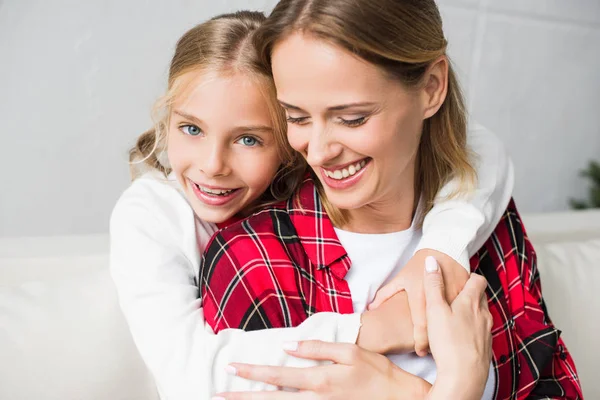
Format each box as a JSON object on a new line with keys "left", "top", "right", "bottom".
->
{"left": 534, "top": 237, "right": 600, "bottom": 399}
{"left": 0, "top": 263, "right": 159, "bottom": 400}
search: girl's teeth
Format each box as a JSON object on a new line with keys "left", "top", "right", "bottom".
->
{"left": 200, "top": 186, "right": 233, "bottom": 196}
{"left": 325, "top": 159, "right": 368, "bottom": 180}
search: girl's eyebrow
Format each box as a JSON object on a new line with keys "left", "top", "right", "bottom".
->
{"left": 173, "top": 109, "right": 204, "bottom": 125}
{"left": 232, "top": 125, "right": 273, "bottom": 133}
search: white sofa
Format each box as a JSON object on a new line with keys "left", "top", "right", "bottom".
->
{"left": 1, "top": 210, "right": 599, "bottom": 399}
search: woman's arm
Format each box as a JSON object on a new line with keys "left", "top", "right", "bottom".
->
{"left": 368, "top": 123, "right": 514, "bottom": 355}
{"left": 109, "top": 184, "right": 362, "bottom": 399}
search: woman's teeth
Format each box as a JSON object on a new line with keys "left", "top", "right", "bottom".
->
{"left": 199, "top": 186, "right": 234, "bottom": 196}
{"left": 324, "top": 160, "right": 367, "bottom": 180}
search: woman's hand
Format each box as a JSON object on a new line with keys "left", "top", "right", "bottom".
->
{"left": 423, "top": 256, "right": 493, "bottom": 400}
{"left": 368, "top": 249, "right": 469, "bottom": 356}
{"left": 213, "top": 341, "right": 431, "bottom": 400}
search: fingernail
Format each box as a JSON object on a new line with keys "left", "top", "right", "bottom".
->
{"left": 225, "top": 365, "right": 237, "bottom": 375}
{"left": 425, "top": 256, "right": 439, "bottom": 272}
{"left": 283, "top": 341, "right": 298, "bottom": 351}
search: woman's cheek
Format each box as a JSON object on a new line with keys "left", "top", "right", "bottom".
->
{"left": 286, "top": 126, "right": 307, "bottom": 154}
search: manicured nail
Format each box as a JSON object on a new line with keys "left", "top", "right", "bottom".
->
{"left": 225, "top": 365, "right": 237, "bottom": 375}
{"left": 425, "top": 256, "right": 439, "bottom": 273}
{"left": 283, "top": 341, "right": 299, "bottom": 351}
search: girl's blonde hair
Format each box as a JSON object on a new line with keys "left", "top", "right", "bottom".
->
{"left": 255, "top": 0, "right": 475, "bottom": 225}
{"left": 130, "top": 11, "right": 306, "bottom": 212}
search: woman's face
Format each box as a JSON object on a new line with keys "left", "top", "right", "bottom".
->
{"left": 167, "top": 71, "right": 281, "bottom": 224}
{"left": 271, "top": 33, "right": 427, "bottom": 214}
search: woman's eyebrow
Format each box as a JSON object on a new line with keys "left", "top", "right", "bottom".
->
{"left": 278, "top": 100, "right": 303, "bottom": 111}
{"left": 278, "top": 101, "right": 378, "bottom": 112}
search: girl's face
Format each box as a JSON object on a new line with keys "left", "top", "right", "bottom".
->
{"left": 167, "top": 71, "right": 281, "bottom": 224}
{"left": 271, "top": 33, "right": 427, "bottom": 216}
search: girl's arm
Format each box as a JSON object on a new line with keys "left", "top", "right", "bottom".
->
{"left": 369, "top": 123, "right": 514, "bottom": 355}
{"left": 416, "top": 122, "right": 514, "bottom": 268}
{"left": 109, "top": 181, "right": 362, "bottom": 400}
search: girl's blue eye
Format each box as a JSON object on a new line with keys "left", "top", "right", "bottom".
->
{"left": 181, "top": 125, "right": 202, "bottom": 136}
{"left": 238, "top": 136, "right": 259, "bottom": 147}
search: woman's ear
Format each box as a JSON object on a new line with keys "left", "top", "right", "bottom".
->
{"left": 421, "top": 56, "right": 449, "bottom": 120}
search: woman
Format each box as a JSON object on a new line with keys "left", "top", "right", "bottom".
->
{"left": 111, "top": 8, "right": 513, "bottom": 400}
{"left": 200, "top": 1, "right": 582, "bottom": 399}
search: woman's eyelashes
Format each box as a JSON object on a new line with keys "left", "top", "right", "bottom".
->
{"left": 285, "top": 115, "right": 369, "bottom": 127}
{"left": 179, "top": 124, "right": 203, "bottom": 136}
{"left": 286, "top": 116, "right": 310, "bottom": 125}
{"left": 338, "top": 116, "right": 367, "bottom": 127}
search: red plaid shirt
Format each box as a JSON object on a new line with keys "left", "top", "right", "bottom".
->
{"left": 200, "top": 177, "right": 582, "bottom": 399}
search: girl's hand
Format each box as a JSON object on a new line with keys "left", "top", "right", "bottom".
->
{"left": 213, "top": 341, "right": 431, "bottom": 400}
{"left": 423, "top": 256, "right": 493, "bottom": 400}
{"left": 368, "top": 249, "right": 469, "bottom": 356}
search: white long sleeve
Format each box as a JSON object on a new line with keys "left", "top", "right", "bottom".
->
{"left": 416, "top": 123, "right": 515, "bottom": 270}
{"left": 109, "top": 173, "right": 361, "bottom": 400}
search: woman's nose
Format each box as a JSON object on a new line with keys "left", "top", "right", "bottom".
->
{"left": 305, "top": 124, "right": 342, "bottom": 167}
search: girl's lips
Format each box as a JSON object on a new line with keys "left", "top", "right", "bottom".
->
{"left": 319, "top": 158, "right": 371, "bottom": 190}
{"left": 189, "top": 180, "right": 242, "bottom": 206}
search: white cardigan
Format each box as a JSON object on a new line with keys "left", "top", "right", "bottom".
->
{"left": 110, "top": 123, "right": 513, "bottom": 400}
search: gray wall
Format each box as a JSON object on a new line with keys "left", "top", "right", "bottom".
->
{"left": 1, "top": 0, "right": 599, "bottom": 237}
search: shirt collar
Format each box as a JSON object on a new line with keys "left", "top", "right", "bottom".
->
{"left": 287, "top": 175, "right": 351, "bottom": 279}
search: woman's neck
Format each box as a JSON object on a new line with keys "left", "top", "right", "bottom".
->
{"left": 338, "top": 188, "right": 416, "bottom": 234}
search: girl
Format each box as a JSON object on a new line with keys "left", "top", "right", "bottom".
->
{"left": 199, "top": 1, "right": 581, "bottom": 399}
{"left": 110, "top": 10, "right": 513, "bottom": 400}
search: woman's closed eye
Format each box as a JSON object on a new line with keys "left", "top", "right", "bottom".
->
{"left": 286, "top": 115, "right": 310, "bottom": 125}
{"left": 179, "top": 124, "right": 203, "bottom": 136}
{"left": 235, "top": 135, "right": 262, "bottom": 147}
{"left": 338, "top": 116, "right": 368, "bottom": 127}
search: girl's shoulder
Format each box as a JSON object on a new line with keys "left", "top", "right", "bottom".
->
{"left": 110, "top": 172, "right": 216, "bottom": 254}
{"left": 113, "top": 172, "right": 189, "bottom": 220}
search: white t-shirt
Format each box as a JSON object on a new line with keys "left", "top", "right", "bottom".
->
{"left": 335, "top": 223, "right": 496, "bottom": 400}
{"left": 110, "top": 123, "right": 513, "bottom": 399}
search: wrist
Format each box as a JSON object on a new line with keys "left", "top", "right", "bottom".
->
{"left": 388, "top": 370, "right": 431, "bottom": 400}
{"left": 427, "top": 376, "right": 483, "bottom": 400}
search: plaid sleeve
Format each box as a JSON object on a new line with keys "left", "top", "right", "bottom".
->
{"left": 523, "top": 246, "right": 583, "bottom": 399}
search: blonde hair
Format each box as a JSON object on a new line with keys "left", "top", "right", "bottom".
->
{"left": 256, "top": 0, "right": 475, "bottom": 226}
{"left": 130, "top": 11, "right": 306, "bottom": 212}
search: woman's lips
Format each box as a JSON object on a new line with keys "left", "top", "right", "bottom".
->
{"left": 319, "top": 158, "right": 371, "bottom": 190}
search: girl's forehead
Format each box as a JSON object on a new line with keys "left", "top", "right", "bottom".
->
{"left": 171, "top": 69, "right": 263, "bottom": 106}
